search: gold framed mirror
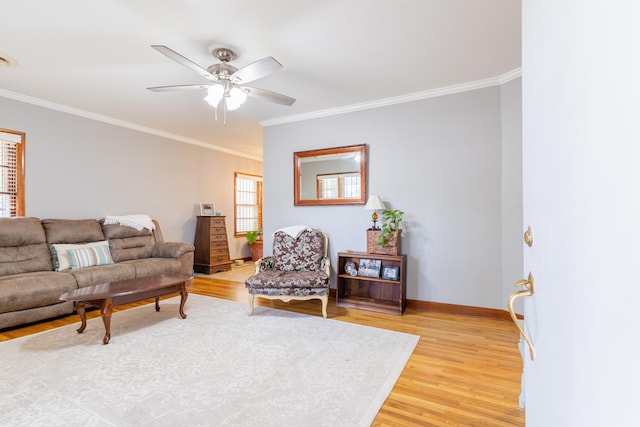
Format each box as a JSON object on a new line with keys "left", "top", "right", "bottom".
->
{"left": 294, "top": 144, "right": 367, "bottom": 206}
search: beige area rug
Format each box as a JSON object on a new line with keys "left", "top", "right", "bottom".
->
{"left": 196, "top": 261, "right": 256, "bottom": 282}
{"left": 0, "top": 294, "right": 419, "bottom": 427}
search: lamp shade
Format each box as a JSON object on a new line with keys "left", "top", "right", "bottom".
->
{"left": 225, "top": 87, "right": 247, "bottom": 111}
{"left": 364, "top": 195, "right": 386, "bottom": 210}
{"left": 204, "top": 85, "right": 224, "bottom": 108}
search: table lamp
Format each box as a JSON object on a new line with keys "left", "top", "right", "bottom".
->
{"left": 364, "top": 195, "right": 386, "bottom": 230}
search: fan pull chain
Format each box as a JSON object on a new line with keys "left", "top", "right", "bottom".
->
{"left": 223, "top": 99, "right": 227, "bottom": 126}
{"left": 212, "top": 102, "right": 228, "bottom": 126}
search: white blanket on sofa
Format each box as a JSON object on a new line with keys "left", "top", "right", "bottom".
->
{"left": 104, "top": 214, "right": 155, "bottom": 231}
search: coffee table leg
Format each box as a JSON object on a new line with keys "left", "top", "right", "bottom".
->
{"left": 155, "top": 297, "right": 160, "bottom": 312}
{"left": 179, "top": 283, "right": 188, "bottom": 319}
{"left": 76, "top": 302, "right": 87, "bottom": 334}
{"left": 100, "top": 298, "right": 113, "bottom": 345}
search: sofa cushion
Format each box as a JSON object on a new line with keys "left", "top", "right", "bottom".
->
{"left": 50, "top": 240, "right": 111, "bottom": 271}
{"left": 70, "top": 263, "right": 136, "bottom": 288}
{"left": 108, "top": 236, "right": 155, "bottom": 262}
{"left": 0, "top": 217, "right": 45, "bottom": 246}
{"left": 122, "top": 258, "right": 184, "bottom": 277}
{"left": 0, "top": 217, "right": 52, "bottom": 275}
{"left": 0, "top": 271, "right": 77, "bottom": 314}
{"left": 247, "top": 286, "right": 329, "bottom": 297}
{"left": 102, "top": 222, "right": 156, "bottom": 262}
{"left": 0, "top": 244, "right": 53, "bottom": 276}
{"left": 245, "top": 270, "right": 329, "bottom": 289}
{"left": 68, "top": 245, "right": 114, "bottom": 269}
{"left": 42, "top": 219, "right": 105, "bottom": 244}
{"left": 273, "top": 230, "right": 325, "bottom": 272}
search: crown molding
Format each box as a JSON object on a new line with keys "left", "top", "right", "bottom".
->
{"left": 1, "top": 67, "right": 522, "bottom": 160}
{"left": 0, "top": 89, "right": 262, "bottom": 162}
{"left": 261, "top": 68, "right": 522, "bottom": 127}
{"left": 498, "top": 67, "right": 522, "bottom": 84}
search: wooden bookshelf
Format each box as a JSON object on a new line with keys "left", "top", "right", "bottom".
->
{"left": 336, "top": 251, "right": 406, "bottom": 315}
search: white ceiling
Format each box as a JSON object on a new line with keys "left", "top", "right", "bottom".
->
{"left": 0, "top": 0, "right": 521, "bottom": 160}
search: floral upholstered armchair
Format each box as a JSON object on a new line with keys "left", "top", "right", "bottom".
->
{"left": 245, "top": 227, "right": 330, "bottom": 318}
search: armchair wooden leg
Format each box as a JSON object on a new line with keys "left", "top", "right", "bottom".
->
{"left": 248, "top": 293, "right": 255, "bottom": 316}
{"left": 320, "top": 295, "right": 328, "bottom": 319}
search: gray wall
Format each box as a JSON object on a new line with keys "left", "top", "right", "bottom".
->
{"left": 0, "top": 96, "right": 262, "bottom": 259}
{"left": 501, "top": 78, "right": 524, "bottom": 311}
{"left": 2, "top": 78, "right": 522, "bottom": 309}
{"left": 264, "top": 82, "right": 523, "bottom": 309}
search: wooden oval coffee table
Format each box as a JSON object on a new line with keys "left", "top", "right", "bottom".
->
{"left": 59, "top": 274, "right": 192, "bottom": 344}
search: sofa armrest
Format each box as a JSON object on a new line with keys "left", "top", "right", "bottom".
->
{"left": 152, "top": 242, "right": 195, "bottom": 259}
{"left": 320, "top": 256, "right": 330, "bottom": 276}
{"left": 256, "top": 255, "right": 275, "bottom": 273}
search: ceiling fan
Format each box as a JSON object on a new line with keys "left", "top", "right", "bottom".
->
{"left": 148, "top": 44, "right": 295, "bottom": 121}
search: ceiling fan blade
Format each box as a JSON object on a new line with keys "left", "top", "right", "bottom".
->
{"left": 244, "top": 86, "right": 296, "bottom": 106}
{"left": 151, "top": 45, "right": 217, "bottom": 82}
{"left": 147, "top": 84, "right": 211, "bottom": 92}
{"left": 230, "top": 56, "right": 282, "bottom": 84}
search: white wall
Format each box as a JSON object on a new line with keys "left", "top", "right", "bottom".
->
{"left": 0, "top": 96, "right": 262, "bottom": 259}
{"left": 264, "top": 85, "right": 519, "bottom": 309}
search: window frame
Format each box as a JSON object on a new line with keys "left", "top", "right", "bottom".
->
{"left": 316, "top": 171, "right": 360, "bottom": 200}
{"left": 0, "top": 128, "right": 25, "bottom": 217}
{"left": 234, "top": 172, "right": 263, "bottom": 237}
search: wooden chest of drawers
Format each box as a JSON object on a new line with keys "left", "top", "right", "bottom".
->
{"left": 193, "top": 216, "right": 233, "bottom": 274}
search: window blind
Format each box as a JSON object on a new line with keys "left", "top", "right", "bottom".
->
{"left": 234, "top": 173, "right": 263, "bottom": 234}
{"left": 0, "top": 131, "right": 22, "bottom": 217}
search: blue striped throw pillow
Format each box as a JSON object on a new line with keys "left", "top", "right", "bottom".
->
{"left": 67, "top": 245, "right": 114, "bottom": 269}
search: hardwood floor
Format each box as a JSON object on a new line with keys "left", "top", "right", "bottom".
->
{"left": 0, "top": 277, "right": 525, "bottom": 426}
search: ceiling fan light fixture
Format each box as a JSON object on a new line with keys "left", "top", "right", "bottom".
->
{"left": 150, "top": 44, "right": 295, "bottom": 114}
{"left": 225, "top": 87, "right": 247, "bottom": 111}
{"left": 204, "top": 84, "right": 224, "bottom": 107}
{"left": 225, "top": 99, "right": 241, "bottom": 111}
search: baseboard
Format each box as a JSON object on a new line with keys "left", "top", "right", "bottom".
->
{"left": 328, "top": 289, "right": 523, "bottom": 320}
{"left": 407, "top": 299, "right": 524, "bottom": 320}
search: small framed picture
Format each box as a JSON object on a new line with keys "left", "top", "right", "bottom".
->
{"left": 199, "top": 202, "right": 215, "bottom": 216}
{"left": 382, "top": 265, "right": 400, "bottom": 281}
{"left": 358, "top": 258, "right": 382, "bottom": 278}
{"left": 344, "top": 261, "right": 358, "bottom": 276}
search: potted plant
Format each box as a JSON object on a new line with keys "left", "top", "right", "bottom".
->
{"left": 246, "top": 230, "right": 263, "bottom": 261}
{"left": 367, "top": 209, "right": 404, "bottom": 255}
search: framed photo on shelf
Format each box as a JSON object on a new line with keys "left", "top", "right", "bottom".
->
{"left": 358, "top": 258, "right": 382, "bottom": 278}
{"left": 199, "top": 202, "right": 215, "bottom": 216}
{"left": 382, "top": 265, "right": 400, "bottom": 281}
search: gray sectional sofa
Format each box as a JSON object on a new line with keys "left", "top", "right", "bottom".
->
{"left": 0, "top": 217, "right": 195, "bottom": 329}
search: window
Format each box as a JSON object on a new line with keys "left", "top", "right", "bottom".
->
{"left": 234, "top": 172, "right": 262, "bottom": 236}
{"left": 0, "top": 129, "right": 25, "bottom": 217}
{"left": 316, "top": 172, "right": 360, "bottom": 200}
